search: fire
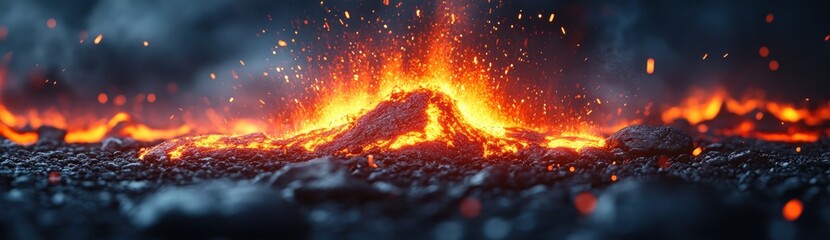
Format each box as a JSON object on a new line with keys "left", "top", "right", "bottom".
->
{"left": 658, "top": 87, "right": 829, "bottom": 142}
{"left": 142, "top": 87, "right": 604, "bottom": 160}
{"left": 0, "top": 104, "right": 192, "bottom": 144}
{"left": 0, "top": 66, "right": 194, "bottom": 144}
{"left": 0, "top": 1, "right": 824, "bottom": 158}
{"left": 138, "top": 5, "right": 605, "bottom": 161}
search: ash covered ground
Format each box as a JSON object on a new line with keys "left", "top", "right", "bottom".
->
{"left": 1, "top": 125, "right": 829, "bottom": 239}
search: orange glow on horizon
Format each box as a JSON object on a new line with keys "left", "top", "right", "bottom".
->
{"left": 657, "top": 87, "right": 829, "bottom": 142}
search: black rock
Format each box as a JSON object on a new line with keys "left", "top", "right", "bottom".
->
{"left": 606, "top": 125, "right": 694, "bottom": 157}
{"left": 101, "top": 137, "right": 139, "bottom": 151}
{"left": 542, "top": 147, "right": 578, "bottom": 164}
{"left": 130, "top": 180, "right": 308, "bottom": 239}
{"left": 586, "top": 179, "right": 765, "bottom": 239}
{"left": 37, "top": 126, "right": 67, "bottom": 145}
{"left": 267, "top": 157, "right": 381, "bottom": 202}
{"left": 467, "top": 165, "right": 509, "bottom": 188}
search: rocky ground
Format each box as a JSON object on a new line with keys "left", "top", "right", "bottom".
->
{"left": 0, "top": 125, "right": 829, "bottom": 239}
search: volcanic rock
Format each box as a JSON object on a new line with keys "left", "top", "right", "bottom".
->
{"left": 587, "top": 179, "right": 764, "bottom": 239}
{"left": 37, "top": 126, "right": 66, "bottom": 144}
{"left": 130, "top": 180, "right": 308, "bottom": 239}
{"left": 605, "top": 125, "right": 694, "bottom": 157}
{"left": 541, "top": 147, "right": 578, "bottom": 164}
{"left": 267, "top": 157, "right": 381, "bottom": 202}
{"left": 315, "top": 89, "right": 523, "bottom": 158}
{"left": 101, "top": 137, "right": 138, "bottom": 151}
{"left": 467, "top": 165, "right": 509, "bottom": 188}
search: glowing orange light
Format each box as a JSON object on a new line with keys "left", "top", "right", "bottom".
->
{"left": 697, "top": 124, "right": 709, "bottom": 133}
{"left": 97, "top": 93, "right": 108, "bottom": 104}
{"left": 782, "top": 199, "right": 803, "bottom": 221}
{"left": 367, "top": 154, "right": 378, "bottom": 168}
{"left": 278, "top": 40, "right": 288, "bottom": 47}
{"left": 344, "top": 11, "right": 351, "bottom": 19}
{"left": 93, "top": 34, "right": 103, "bottom": 44}
{"left": 210, "top": 73, "right": 216, "bottom": 79}
{"left": 795, "top": 146, "right": 801, "bottom": 153}
{"left": 124, "top": 2, "right": 604, "bottom": 161}
{"left": 547, "top": 165, "right": 553, "bottom": 171}
{"left": 574, "top": 192, "right": 597, "bottom": 215}
{"left": 47, "top": 18, "right": 57, "bottom": 29}
{"left": 569, "top": 166, "right": 575, "bottom": 172}
{"left": 759, "top": 46, "right": 769, "bottom": 57}
{"left": 143, "top": 41, "right": 149, "bottom": 47}
{"left": 769, "top": 60, "right": 779, "bottom": 71}
{"left": 692, "top": 147, "right": 703, "bottom": 156}
{"left": 610, "top": 174, "right": 617, "bottom": 182}
{"left": 661, "top": 88, "right": 724, "bottom": 124}
{"left": 548, "top": 13, "right": 555, "bottom": 22}
{"left": 113, "top": 95, "right": 126, "bottom": 106}
{"left": 147, "top": 93, "right": 157, "bottom": 103}
{"left": 646, "top": 58, "right": 655, "bottom": 74}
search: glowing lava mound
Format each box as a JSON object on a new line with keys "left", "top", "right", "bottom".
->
{"left": 141, "top": 89, "right": 604, "bottom": 161}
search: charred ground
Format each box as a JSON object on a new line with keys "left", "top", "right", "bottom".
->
{"left": 0, "top": 125, "right": 829, "bottom": 239}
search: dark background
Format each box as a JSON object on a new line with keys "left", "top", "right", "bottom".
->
{"left": 0, "top": 0, "right": 828, "bottom": 123}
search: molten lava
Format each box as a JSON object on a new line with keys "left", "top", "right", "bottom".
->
{"left": 0, "top": 66, "right": 193, "bottom": 145}
{"left": 659, "top": 87, "right": 830, "bottom": 142}
{"left": 142, "top": 88, "right": 605, "bottom": 161}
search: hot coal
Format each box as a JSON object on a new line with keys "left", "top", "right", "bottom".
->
{"left": 0, "top": 129, "right": 829, "bottom": 239}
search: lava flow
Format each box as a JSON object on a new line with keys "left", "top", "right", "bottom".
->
{"left": 139, "top": 3, "right": 606, "bottom": 161}
{"left": 657, "top": 87, "right": 830, "bottom": 142}
{"left": 0, "top": 66, "right": 193, "bottom": 145}
{"left": 142, "top": 87, "right": 604, "bottom": 161}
